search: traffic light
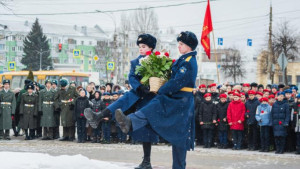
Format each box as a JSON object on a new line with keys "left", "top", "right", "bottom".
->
{"left": 58, "top": 43, "right": 62, "bottom": 52}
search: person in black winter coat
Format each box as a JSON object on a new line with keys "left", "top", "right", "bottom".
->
{"left": 199, "top": 93, "right": 217, "bottom": 148}
{"left": 294, "top": 94, "right": 300, "bottom": 155}
{"left": 209, "top": 83, "right": 220, "bottom": 105}
{"left": 216, "top": 94, "right": 229, "bottom": 149}
{"left": 74, "top": 89, "right": 90, "bottom": 143}
{"left": 194, "top": 84, "right": 207, "bottom": 145}
{"left": 245, "top": 90, "right": 261, "bottom": 150}
{"left": 101, "top": 92, "right": 112, "bottom": 143}
{"left": 90, "top": 91, "right": 105, "bottom": 143}
{"left": 284, "top": 89, "right": 296, "bottom": 152}
{"left": 271, "top": 92, "right": 290, "bottom": 154}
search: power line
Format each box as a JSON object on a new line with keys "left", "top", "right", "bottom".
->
{"left": 0, "top": 0, "right": 218, "bottom": 16}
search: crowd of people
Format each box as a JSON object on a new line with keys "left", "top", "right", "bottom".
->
{"left": 0, "top": 79, "right": 132, "bottom": 144}
{"left": 194, "top": 82, "right": 300, "bottom": 154}
{"left": 0, "top": 78, "right": 300, "bottom": 155}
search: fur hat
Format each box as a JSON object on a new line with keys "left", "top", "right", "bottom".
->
{"left": 60, "top": 79, "right": 68, "bottom": 87}
{"left": 177, "top": 31, "right": 198, "bottom": 51}
{"left": 2, "top": 79, "right": 10, "bottom": 85}
{"left": 136, "top": 34, "right": 157, "bottom": 49}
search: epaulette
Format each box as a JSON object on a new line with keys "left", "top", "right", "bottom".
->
{"left": 185, "top": 56, "right": 192, "bottom": 62}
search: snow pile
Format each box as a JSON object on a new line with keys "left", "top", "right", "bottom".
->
{"left": 0, "top": 152, "right": 130, "bottom": 169}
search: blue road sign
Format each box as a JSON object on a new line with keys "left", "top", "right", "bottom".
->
{"left": 8, "top": 61, "right": 16, "bottom": 71}
{"left": 247, "top": 39, "right": 252, "bottom": 46}
{"left": 218, "top": 38, "right": 223, "bottom": 46}
{"left": 107, "top": 62, "right": 115, "bottom": 70}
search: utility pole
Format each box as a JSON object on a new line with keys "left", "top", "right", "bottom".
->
{"left": 267, "top": 1, "right": 273, "bottom": 83}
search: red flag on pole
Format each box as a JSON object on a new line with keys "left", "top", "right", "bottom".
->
{"left": 201, "top": 0, "right": 213, "bottom": 59}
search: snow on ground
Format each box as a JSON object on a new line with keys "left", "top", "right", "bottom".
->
{"left": 0, "top": 152, "right": 130, "bottom": 169}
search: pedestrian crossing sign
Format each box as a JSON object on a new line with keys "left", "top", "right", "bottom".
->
{"left": 107, "top": 62, "right": 115, "bottom": 70}
{"left": 8, "top": 61, "right": 16, "bottom": 71}
{"left": 73, "top": 49, "right": 81, "bottom": 58}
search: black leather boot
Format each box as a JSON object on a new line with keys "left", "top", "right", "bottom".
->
{"left": 134, "top": 157, "right": 152, "bottom": 169}
{"left": 115, "top": 109, "right": 132, "bottom": 134}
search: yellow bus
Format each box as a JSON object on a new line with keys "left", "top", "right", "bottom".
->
{"left": 0, "top": 70, "right": 89, "bottom": 89}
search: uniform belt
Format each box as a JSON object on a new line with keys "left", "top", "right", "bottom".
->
{"left": 61, "top": 100, "right": 72, "bottom": 103}
{"left": 1, "top": 102, "right": 11, "bottom": 105}
{"left": 24, "top": 104, "right": 34, "bottom": 107}
{"left": 43, "top": 101, "right": 54, "bottom": 104}
{"left": 180, "top": 87, "right": 194, "bottom": 92}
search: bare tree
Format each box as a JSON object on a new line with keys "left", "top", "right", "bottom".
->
{"left": 272, "top": 21, "right": 299, "bottom": 84}
{"left": 221, "top": 48, "right": 245, "bottom": 83}
{"left": 0, "top": 0, "right": 13, "bottom": 11}
{"left": 130, "top": 6, "right": 159, "bottom": 36}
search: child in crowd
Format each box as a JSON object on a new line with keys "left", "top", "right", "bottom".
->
{"left": 245, "top": 90, "right": 261, "bottom": 151}
{"left": 256, "top": 97, "right": 272, "bottom": 152}
{"left": 199, "top": 93, "right": 217, "bottom": 148}
{"left": 101, "top": 92, "right": 112, "bottom": 144}
{"left": 216, "top": 94, "right": 229, "bottom": 149}
{"left": 271, "top": 92, "right": 290, "bottom": 154}
{"left": 294, "top": 94, "right": 300, "bottom": 155}
{"left": 227, "top": 93, "right": 245, "bottom": 150}
{"left": 74, "top": 89, "right": 90, "bottom": 143}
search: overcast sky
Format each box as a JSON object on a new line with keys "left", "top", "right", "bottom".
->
{"left": 1, "top": 0, "right": 299, "bottom": 59}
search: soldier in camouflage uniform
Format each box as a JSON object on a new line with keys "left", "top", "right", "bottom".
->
{"left": 20, "top": 84, "right": 39, "bottom": 140}
{"left": 54, "top": 79, "right": 78, "bottom": 141}
{"left": 39, "top": 80, "right": 56, "bottom": 140}
{"left": 0, "top": 80, "right": 16, "bottom": 140}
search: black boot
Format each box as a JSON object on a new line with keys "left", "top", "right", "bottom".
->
{"left": 84, "top": 108, "right": 111, "bottom": 122}
{"left": 115, "top": 109, "right": 132, "bottom": 134}
{"left": 91, "top": 137, "right": 97, "bottom": 143}
{"left": 134, "top": 157, "right": 152, "bottom": 169}
{"left": 25, "top": 130, "right": 30, "bottom": 140}
{"left": 295, "top": 147, "right": 300, "bottom": 155}
{"left": 59, "top": 136, "right": 69, "bottom": 141}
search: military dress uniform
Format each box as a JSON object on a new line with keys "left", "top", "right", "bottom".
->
{"left": 0, "top": 80, "right": 16, "bottom": 140}
{"left": 51, "top": 79, "right": 60, "bottom": 139}
{"left": 19, "top": 84, "right": 39, "bottom": 140}
{"left": 39, "top": 80, "right": 56, "bottom": 140}
{"left": 54, "top": 80, "right": 78, "bottom": 141}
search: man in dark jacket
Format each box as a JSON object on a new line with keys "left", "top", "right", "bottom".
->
{"left": 271, "top": 92, "right": 290, "bottom": 154}
{"left": 245, "top": 90, "right": 261, "bottom": 150}
{"left": 199, "top": 93, "right": 217, "bottom": 148}
{"left": 216, "top": 94, "right": 229, "bottom": 148}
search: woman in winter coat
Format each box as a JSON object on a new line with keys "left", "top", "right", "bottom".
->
{"left": 227, "top": 93, "right": 245, "bottom": 150}
{"left": 90, "top": 91, "right": 105, "bottom": 143}
{"left": 73, "top": 89, "right": 90, "bottom": 143}
{"left": 255, "top": 97, "right": 272, "bottom": 152}
{"left": 271, "top": 92, "right": 290, "bottom": 154}
{"left": 199, "top": 93, "right": 217, "bottom": 148}
{"left": 216, "top": 94, "right": 229, "bottom": 148}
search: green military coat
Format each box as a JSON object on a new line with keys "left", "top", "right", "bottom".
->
{"left": 54, "top": 86, "right": 78, "bottom": 127}
{"left": 19, "top": 93, "right": 38, "bottom": 129}
{"left": 39, "top": 88, "right": 56, "bottom": 127}
{"left": 0, "top": 89, "right": 16, "bottom": 130}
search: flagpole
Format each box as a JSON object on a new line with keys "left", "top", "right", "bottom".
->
{"left": 212, "top": 30, "right": 220, "bottom": 84}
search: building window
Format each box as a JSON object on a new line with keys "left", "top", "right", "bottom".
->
{"left": 278, "top": 75, "right": 292, "bottom": 84}
{"left": 81, "top": 50, "right": 84, "bottom": 55}
{"left": 0, "top": 44, "right": 4, "bottom": 50}
{"left": 81, "top": 41, "right": 84, "bottom": 45}
{"left": 12, "top": 36, "right": 16, "bottom": 41}
{"left": 89, "top": 41, "right": 92, "bottom": 45}
{"left": 17, "top": 46, "right": 22, "bottom": 51}
{"left": 48, "top": 38, "right": 52, "bottom": 43}
{"left": 89, "top": 60, "right": 92, "bottom": 64}
{"left": 12, "top": 47, "right": 16, "bottom": 51}
{"left": 89, "top": 51, "right": 92, "bottom": 55}
{"left": 297, "top": 76, "right": 300, "bottom": 88}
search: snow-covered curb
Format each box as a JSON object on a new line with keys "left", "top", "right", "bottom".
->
{"left": 0, "top": 152, "right": 130, "bottom": 169}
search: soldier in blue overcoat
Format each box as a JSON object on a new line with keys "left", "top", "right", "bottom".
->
{"left": 115, "top": 31, "right": 198, "bottom": 169}
{"left": 85, "top": 34, "right": 159, "bottom": 169}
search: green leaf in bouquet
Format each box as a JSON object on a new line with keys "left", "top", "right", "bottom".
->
{"left": 141, "top": 75, "right": 150, "bottom": 83}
